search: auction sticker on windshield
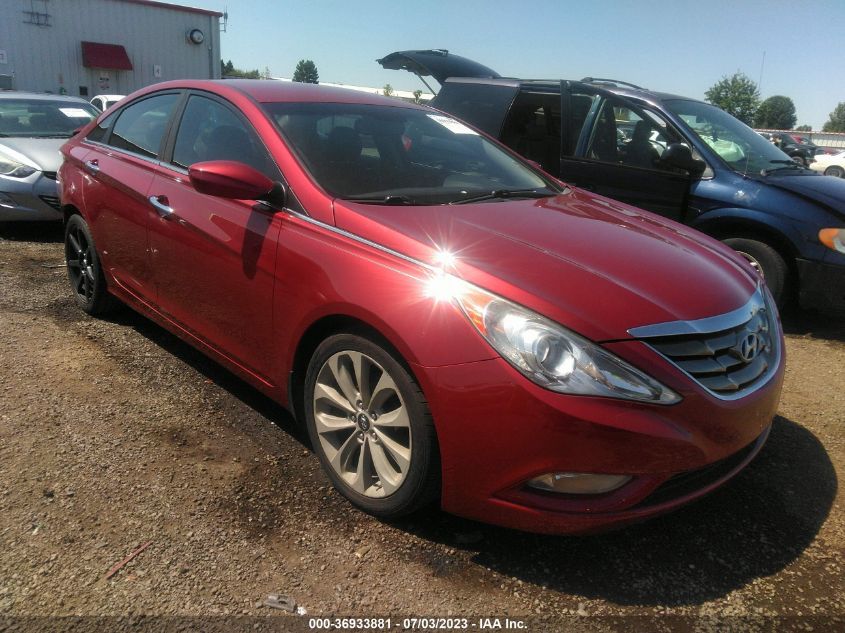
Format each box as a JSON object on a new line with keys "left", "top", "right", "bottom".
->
{"left": 427, "top": 114, "right": 478, "bottom": 135}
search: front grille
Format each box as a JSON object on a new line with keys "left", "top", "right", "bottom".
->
{"left": 39, "top": 195, "right": 61, "bottom": 211}
{"left": 632, "top": 288, "right": 779, "bottom": 400}
{"left": 42, "top": 171, "right": 57, "bottom": 180}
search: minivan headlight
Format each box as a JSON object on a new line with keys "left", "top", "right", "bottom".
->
{"left": 428, "top": 274, "right": 681, "bottom": 404}
{"left": 819, "top": 228, "right": 845, "bottom": 254}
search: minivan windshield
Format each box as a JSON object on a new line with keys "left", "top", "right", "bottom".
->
{"left": 263, "top": 102, "right": 558, "bottom": 204}
{"left": 665, "top": 99, "right": 800, "bottom": 176}
{"left": 0, "top": 99, "right": 97, "bottom": 138}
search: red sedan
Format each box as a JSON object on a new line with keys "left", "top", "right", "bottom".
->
{"left": 58, "top": 80, "right": 784, "bottom": 534}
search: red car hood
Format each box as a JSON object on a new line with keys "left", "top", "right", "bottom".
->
{"left": 333, "top": 188, "right": 758, "bottom": 342}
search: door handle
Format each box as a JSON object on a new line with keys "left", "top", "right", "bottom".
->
{"left": 84, "top": 159, "right": 99, "bottom": 175}
{"left": 148, "top": 195, "right": 175, "bottom": 219}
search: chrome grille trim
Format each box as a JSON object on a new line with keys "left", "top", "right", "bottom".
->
{"left": 630, "top": 287, "right": 781, "bottom": 401}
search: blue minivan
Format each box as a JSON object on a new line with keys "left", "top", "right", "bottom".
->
{"left": 379, "top": 50, "right": 845, "bottom": 314}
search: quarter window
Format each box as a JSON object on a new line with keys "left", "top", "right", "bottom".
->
{"left": 172, "top": 95, "right": 273, "bottom": 175}
{"left": 109, "top": 93, "right": 179, "bottom": 159}
{"left": 86, "top": 111, "right": 116, "bottom": 143}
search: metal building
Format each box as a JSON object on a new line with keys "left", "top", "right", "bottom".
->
{"left": 0, "top": 0, "right": 222, "bottom": 97}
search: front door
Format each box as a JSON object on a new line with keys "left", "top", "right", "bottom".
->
{"left": 146, "top": 93, "right": 282, "bottom": 382}
{"left": 560, "top": 81, "right": 693, "bottom": 222}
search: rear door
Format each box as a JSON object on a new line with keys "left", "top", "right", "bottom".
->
{"left": 79, "top": 91, "right": 181, "bottom": 300}
{"left": 559, "top": 81, "right": 692, "bottom": 221}
{"left": 146, "top": 92, "right": 283, "bottom": 382}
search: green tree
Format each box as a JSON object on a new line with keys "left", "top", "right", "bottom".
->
{"left": 822, "top": 102, "right": 845, "bottom": 132}
{"left": 383, "top": 84, "right": 394, "bottom": 97}
{"left": 754, "top": 95, "right": 797, "bottom": 130}
{"left": 221, "top": 59, "right": 260, "bottom": 79}
{"left": 704, "top": 72, "right": 760, "bottom": 125}
{"left": 292, "top": 59, "right": 319, "bottom": 84}
{"left": 795, "top": 124, "right": 812, "bottom": 132}
{"left": 413, "top": 89, "right": 423, "bottom": 104}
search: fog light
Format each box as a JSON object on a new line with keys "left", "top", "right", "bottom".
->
{"left": 527, "top": 472, "right": 631, "bottom": 494}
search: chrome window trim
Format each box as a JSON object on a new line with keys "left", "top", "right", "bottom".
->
{"left": 81, "top": 139, "right": 163, "bottom": 168}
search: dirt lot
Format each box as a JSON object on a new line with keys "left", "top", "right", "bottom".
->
{"left": 0, "top": 223, "right": 843, "bottom": 632}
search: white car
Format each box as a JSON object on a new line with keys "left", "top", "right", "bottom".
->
{"left": 89, "top": 94, "right": 125, "bottom": 112}
{"left": 809, "top": 151, "right": 845, "bottom": 178}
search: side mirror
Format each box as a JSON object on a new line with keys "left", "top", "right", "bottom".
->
{"left": 660, "top": 143, "right": 706, "bottom": 177}
{"left": 189, "top": 160, "right": 278, "bottom": 202}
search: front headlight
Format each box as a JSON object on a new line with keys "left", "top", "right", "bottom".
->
{"left": 0, "top": 150, "right": 38, "bottom": 178}
{"left": 428, "top": 274, "right": 680, "bottom": 404}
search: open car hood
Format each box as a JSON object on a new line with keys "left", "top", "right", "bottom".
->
{"left": 377, "top": 49, "right": 500, "bottom": 84}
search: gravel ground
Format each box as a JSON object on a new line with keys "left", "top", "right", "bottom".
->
{"left": 0, "top": 222, "right": 843, "bottom": 632}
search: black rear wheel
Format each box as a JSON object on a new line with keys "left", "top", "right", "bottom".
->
{"left": 64, "top": 214, "right": 117, "bottom": 315}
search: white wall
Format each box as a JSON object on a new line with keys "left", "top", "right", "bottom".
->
{"left": 0, "top": 0, "right": 220, "bottom": 96}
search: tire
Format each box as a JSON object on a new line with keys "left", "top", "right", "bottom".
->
{"left": 64, "top": 214, "right": 117, "bottom": 315}
{"left": 824, "top": 165, "right": 845, "bottom": 178}
{"left": 791, "top": 154, "right": 806, "bottom": 166}
{"left": 722, "top": 237, "right": 789, "bottom": 308}
{"left": 304, "top": 333, "right": 440, "bottom": 518}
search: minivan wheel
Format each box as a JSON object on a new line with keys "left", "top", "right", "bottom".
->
{"left": 825, "top": 165, "right": 845, "bottom": 178}
{"left": 304, "top": 333, "right": 440, "bottom": 518}
{"left": 722, "top": 237, "right": 789, "bottom": 308}
{"left": 64, "top": 214, "right": 117, "bottom": 315}
{"left": 791, "top": 155, "right": 806, "bottom": 166}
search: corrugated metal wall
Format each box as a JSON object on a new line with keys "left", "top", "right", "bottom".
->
{"left": 0, "top": 0, "right": 220, "bottom": 96}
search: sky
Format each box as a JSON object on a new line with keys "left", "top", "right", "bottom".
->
{"left": 201, "top": 0, "right": 845, "bottom": 129}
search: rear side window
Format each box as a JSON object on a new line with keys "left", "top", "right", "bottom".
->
{"left": 171, "top": 95, "right": 272, "bottom": 175}
{"left": 109, "top": 93, "right": 179, "bottom": 159}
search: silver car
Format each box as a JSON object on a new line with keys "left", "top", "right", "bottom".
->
{"left": 0, "top": 92, "right": 97, "bottom": 221}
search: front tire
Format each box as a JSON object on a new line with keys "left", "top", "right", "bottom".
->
{"left": 304, "top": 333, "right": 439, "bottom": 518}
{"left": 824, "top": 165, "right": 845, "bottom": 178}
{"left": 64, "top": 214, "right": 116, "bottom": 315}
{"left": 722, "top": 237, "right": 789, "bottom": 308}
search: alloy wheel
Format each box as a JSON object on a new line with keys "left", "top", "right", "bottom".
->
{"left": 65, "top": 223, "right": 96, "bottom": 303}
{"left": 312, "top": 350, "right": 412, "bottom": 498}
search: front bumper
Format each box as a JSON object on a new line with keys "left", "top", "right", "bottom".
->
{"left": 415, "top": 337, "right": 784, "bottom": 535}
{"left": 797, "top": 258, "right": 845, "bottom": 316}
{"left": 0, "top": 172, "right": 63, "bottom": 222}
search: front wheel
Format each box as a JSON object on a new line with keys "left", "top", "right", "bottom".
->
{"left": 722, "top": 237, "right": 789, "bottom": 308}
{"left": 304, "top": 333, "right": 440, "bottom": 518}
{"left": 824, "top": 165, "right": 845, "bottom": 178}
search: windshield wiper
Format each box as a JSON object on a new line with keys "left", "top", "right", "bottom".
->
{"left": 760, "top": 160, "right": 809, "bottom": 176}
{"left": 341, "top": 194, "right": 415, "bottom": 205}
{"left": 449, "top": 188, "right": 556, "bottom": 205}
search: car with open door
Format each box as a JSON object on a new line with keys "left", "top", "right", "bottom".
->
{"left": 379, "top": 50, "right": 845, "bottom": 315}
{"left": 58, "top": 79, "right": 783, "bottom": 535}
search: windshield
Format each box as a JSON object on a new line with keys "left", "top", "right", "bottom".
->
{"left": 0, "top": 99, "right": 98, "bottom": 138}
{"left": 665, "top": 99, "right": 798, "bottom": 176}
{"left": 262, "top": 102, "right": 557, "bottom": 204}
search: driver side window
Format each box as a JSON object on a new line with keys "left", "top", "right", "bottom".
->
{"left": 587, "top": 98, "right": 685, "bottom": 173}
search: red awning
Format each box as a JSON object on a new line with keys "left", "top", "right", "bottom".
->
{"left": 81, "top": 41, "right": 133, "bottom": 71}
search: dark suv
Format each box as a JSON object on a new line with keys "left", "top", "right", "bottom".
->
{"left": 762, "top": 132, "right": 818, "bottom": 166}
{"left": 379, "top": 50, "right": 845, "bottom": 315}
